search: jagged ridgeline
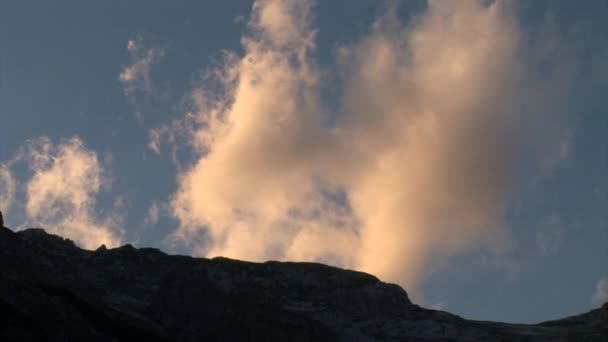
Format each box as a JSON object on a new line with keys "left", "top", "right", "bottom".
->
{"left": 0, "top": 226, "right": 606, "bottom": 341}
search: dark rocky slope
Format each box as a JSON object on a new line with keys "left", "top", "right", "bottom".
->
{"left": 0, "top": 226, "right": 606, "bottom": 341}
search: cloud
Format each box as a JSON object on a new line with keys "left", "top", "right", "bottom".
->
{"left": 535, "top": 214, "right": 565, "bottom": 256}
{"left": 119, "top": 37, "right": 164, "bottom": 92}
{"left": 22, "top": 137, "right": 124, "bottom": 249}
{"left": 158, "top": 0, "right": 573, "bottom": 292}
{"left": 0, "top": 164, "right": 16, "bottom": 215}
{"left": 332, "top": 0, "right": 529, "bottom": 287}
{"left": 592, "top": 275, "right": 608, "bottom": 306}
{"left": 144, "top": 200, "right": 164, "bottom": 226}
{"left": 168, "top": 0, "right": 350, "bottom": 262}
{"left": 119, "top": 36, "right": 165, "bottom": 120}
{"left": 430, "top": 301, "right": 447, "bottom": 311}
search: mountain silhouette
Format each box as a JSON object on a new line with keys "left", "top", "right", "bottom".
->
{"left": 0, "top": 226, "right": 606, "bottom": 341}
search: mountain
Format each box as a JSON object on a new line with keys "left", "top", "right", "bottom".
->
{"left": 0, "top": 226, "right": 606, "bottom": 341}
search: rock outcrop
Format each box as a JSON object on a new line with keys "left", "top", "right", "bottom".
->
{"left": 0, "top": 226, "right": 606, "bottom": 341}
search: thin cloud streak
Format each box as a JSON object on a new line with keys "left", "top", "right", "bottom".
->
{"left": 535, "top": 214, "right": 565, "bottom": 256}
{"left": 0, "top": 164, "right": 16, "bottom": 216}
{"left": 119, "top": 36, "right": 165, "bottom": 122}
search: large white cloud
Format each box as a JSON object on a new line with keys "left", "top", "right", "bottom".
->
{"left": 157, "top": 0, "right": 573, "bottom": 292}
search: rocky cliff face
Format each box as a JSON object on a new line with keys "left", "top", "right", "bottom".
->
{"left": 0, "top": 227, "right": 606, "bottom": 341}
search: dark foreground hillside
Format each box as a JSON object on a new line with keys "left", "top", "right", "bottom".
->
{"left": 0, "top": 226, "right": 606, "bottom": 341}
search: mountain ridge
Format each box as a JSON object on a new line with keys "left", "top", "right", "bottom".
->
{"left": 0, "top": 226, "right": 606, "bottom": 341}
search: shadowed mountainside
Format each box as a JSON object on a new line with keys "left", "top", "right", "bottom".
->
{"left": 0, "top": 226, "right": 606, "bottom": 341}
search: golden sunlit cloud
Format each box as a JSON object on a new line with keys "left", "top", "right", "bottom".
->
{"left": 23, "top": 137, "right": 124, "bottom": 249}
{"left": 155, "top": 0, "right": 572, "bottom": 294}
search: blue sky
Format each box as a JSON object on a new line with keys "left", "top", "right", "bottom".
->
{"left": 0, "top": 0, "right": 607, "bottom": 323}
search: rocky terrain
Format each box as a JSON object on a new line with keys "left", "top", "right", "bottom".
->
{"left": 0, "top": 226, "right": 606, "bottom": 341}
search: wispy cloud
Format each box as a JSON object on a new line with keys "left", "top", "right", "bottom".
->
{"left": 119, "top": 36, "right": 165, "bottom": 121}
{"left": 536, "top": 214, "right": 566, "bottom": 256}
{"left": 144, "top": 200, "right": 165, "bottom": 226}
{"left": 119, "top": 36, "right": 164, "bottom": 93}
{"left": 430, "top": 301, "right": 447, "bottom": 311}
{"left": 0, "top": 164, "right": 16, "bottom": 216}
{"left": 18, "top": 137, "right": 124, "bottom": 249}
{"left": 592, "top": 275, "right": 608, "bottom": 306}
{"left": 154, "top": 0, "right": 575, "bottom": 292}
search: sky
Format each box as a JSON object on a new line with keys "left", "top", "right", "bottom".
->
{"left": 0, "top": 0, "right": 607, "bottom": 324}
